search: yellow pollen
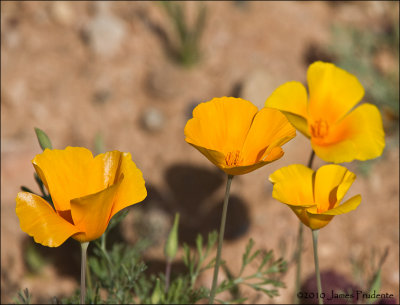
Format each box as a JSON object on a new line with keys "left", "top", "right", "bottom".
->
{"left": 225, "top": 150, "right": 242, "bottom": 166}
{"left": 311, "top": 119, "right": 329, "bottom": 138}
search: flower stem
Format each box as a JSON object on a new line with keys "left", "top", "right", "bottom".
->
{"left": 209, "top": 174, "right": 233, "bottom": 304}
{"left": 165, "top": 259, "right": 172, "bottom": 293}
{"left": 312, "top": 229, "right": 323, "bottom": 305}
{"left": 80, "top": 242, "right": 89, "bottom": 305}
{"left": 294, "top": 149, "right": 315, "bottom": 303}
{"left": 294, "top": 221, "right": 304, "bottom": 304}
{"left": 307, "top": 149, "right": 315, "bottom": 168}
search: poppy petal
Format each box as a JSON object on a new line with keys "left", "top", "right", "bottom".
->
{"left": 269, "top": 164, "right": 314, "bottom": 206}
{"left": 309, "top": 194, "right": 361, "bottom": 216}
{"left": 314, "top": 164, "right": 355, "bottom": 212}
{"left": 91, "top": 150, "right": 124, "bottom": 189}
{"left": 222, "top": 152, "right": 283, "bottom": 175}
{"left": 185, "top": 97, "right": 258, "bottom": 154}
{"left": 16, "top": 192, "right": 81, "bottom": 247}
{"left": 304, "top": 209, "right": 334, "bottom": 230}
{"left": 264, "top": 81, "right": 309, "bottom": 137}
{"left": 33, "top": 147, "right": 96, "bottom": 212}
{"left": 241, "top": 107, "right": 296, "bottom": 164}
{"left": 307, "top": 61, "right": 364, "bottom": 124}
{"left": 187, "top": 142, "right": 227, "bottom": 170}
{"left": 70, "top": 179, "right": 122, "bottom": 242}
{"left": 312, "top": 103, "right": 385, "bottom": 163}
{"left": 110, "top": 153, "right": 147, "bottom": 218}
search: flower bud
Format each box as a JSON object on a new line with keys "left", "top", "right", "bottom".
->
{"left": 164, "top": 213, "right": 180, "bottom": 262}
{"left": 34, "top": 128, "right": 53, "bottom": 150}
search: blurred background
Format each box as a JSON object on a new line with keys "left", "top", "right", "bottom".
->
{"left": 1, "top": 1, "right": 399, "bottom": 303}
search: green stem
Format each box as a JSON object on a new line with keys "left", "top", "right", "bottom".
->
{"left": 209, "top": 174, "right": 233, "bottom": 304}
{"left": 165, "top": 259, "right": 172, "bottom": 293}
{"left": 294, "top": 149, "right": 315, "bottom": 303}
{"left": 308, "top": 149, "right": 315, "bottom": 168}
{"left": 312, "top": 230, "right": 323, "bottom": 305}
{"left": 294, "top": 222, "right": 304, "bottom": 304}
{"left": 80, "top": 242, "right": 89, "bottom": 305}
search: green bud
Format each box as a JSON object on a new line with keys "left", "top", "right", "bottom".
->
{"left": 151, "top": 278, "right": 162, "bottom": 304}
{"left": 34, "top": 128, "right": 52, "bottom": 150}
{"left": 164, "top": 213, "right": 180, "bottom": 262}
{"left": 94, "top": 132, "right": 105, "bottom": 155}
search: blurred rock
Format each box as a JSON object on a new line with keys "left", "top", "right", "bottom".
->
{"left": 373, "top": 48, "right": 397, "bottom": 76}
{"left": 92, "top": 89, "right": 112, "bottom": 105}
{"left": 49, "top": 2, "right": 74, "bottom": 26}
{"left": 84, "top": 4, "right": 126, "bottom": 58}
{"left": 141, "top": 107, "right": 165, "bottom": 132}
{"left": 241, "top": 69, "right": 288, "bottom": 109}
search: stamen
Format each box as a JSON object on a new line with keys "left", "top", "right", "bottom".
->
{"left": 225, "top": 150, "right": 242, "bottom": 166}
{"left": 311, "top": 119, "right": 329, "bottom": 138}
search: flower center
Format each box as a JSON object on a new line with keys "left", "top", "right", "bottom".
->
{"left": 225, "top": 150, "right": 242, "bottom": 166}
{"left": 310, "top": 119, "right": 329, "bottom": 138}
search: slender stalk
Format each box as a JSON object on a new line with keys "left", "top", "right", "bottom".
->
{"left": 209, "top": 174, "right": 233, "bottom": 304}
{"left": 294, "top": 221, "right": 303, "bottom": 304}
{"left": 312, "top": 230, "right": 323, "bottom": 305}
{"left": 165, "top": 260, "right": 172, "bottom": 293}
{"left": 80, "top": 242, "right": 90, "bottom": 305}
{"left": 294, "top": 149, "right": 315, "bottom": 303}
{"left": 307, "top": 149, "right": 315, "bottom": 168}
{"left": 100, "top": 233, "right": 114, "bottom": 276}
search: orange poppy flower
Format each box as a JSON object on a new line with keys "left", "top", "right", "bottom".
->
{"left": 184, "top": 97, "right": 296, "bottom": 175}
{"left": 265, "top": 61, "right": 385, "bottom": 163}
{"left": 269, "top": 164, "right": 361, "bottom": 230}
{"left": 16, "top": 147, "right": 147, "bottom": 247}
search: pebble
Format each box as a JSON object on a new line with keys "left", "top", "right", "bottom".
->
{"left": 50, "top": 2, "right": 74, "bottom": 26}
{"left": 85, "top": 5, "right": 126, "bottom": 58}
{"left": 141, "top": 107, "right": 165, "bottom": 132}
{"left": 241, "top": 69, "right": 288, "bottom": 109}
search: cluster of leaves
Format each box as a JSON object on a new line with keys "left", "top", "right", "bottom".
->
{"left": 61, "top": 217, "right": 287, "bottom": 304}
{"left": 159, "top": 1, "right": 207, "bottom": 67}
{"left": 15, "top": 128, "right": 288, "bottom": 304}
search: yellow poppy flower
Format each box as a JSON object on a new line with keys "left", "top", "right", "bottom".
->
{"left": 184, "top": 97, "right": 296, "bottom": 175}
{"left": 16, "top": 147, "right": 147, "bottom": 247}
{"left": 269, "top": 164, "right": 361, "bottom": 230}
{"left": 265, "top": 61, "right": 385, "bottom": 163}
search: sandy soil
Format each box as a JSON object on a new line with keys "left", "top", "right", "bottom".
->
{"left": 1, "top": 1, "right": 399, "bottom": 304}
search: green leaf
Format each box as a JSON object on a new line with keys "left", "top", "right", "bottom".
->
{"left": 20, "top": 186, "right": 36, "bottom": 195}
{"left": 34, "top": 127, "right": 52, "bottom": 150}
{"left": 196, "top": 233, "right": 204, "bottom": 259}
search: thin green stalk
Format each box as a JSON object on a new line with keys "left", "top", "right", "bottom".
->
{"left": 312, "top": 230, "right": 323, "bottom": 305}
{"left": 80, "top": 242, "right": 90, "bottom": 305}
{"left": 209, "top": 174, "right": 233, "bottom": 304}
{"left": 100, "top": 233, "right": 114, "bottom": 276}
{"left": 165, "top": 260, "right": 172, "bottom": 293}
{"left": 294, "top": 221, "right": 304, "bottom": 304}
{"left": 294, "top": 149, "right": 315, "bottom": 303}
{"left": 307, "top": 149, "right": 315, "bottom": 169}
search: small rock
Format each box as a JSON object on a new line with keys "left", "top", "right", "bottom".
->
{"left": 241, "top": 69, "right": 288, "bottom": 109}
{"left": 373, "top": 48, "right": 397, "bottom": 76}
{"left": 85, "top": 8, "right": 126, "bottom": 58}
{"left": 50, "top": 2, "right": 74, "bottom": 26}
{"left": 141, "top": 107, "right": 165, "bottom": 132}
{"left": 92, "top": 89, "right": 112, "bottom": 105}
